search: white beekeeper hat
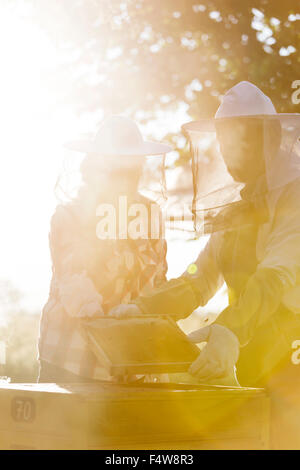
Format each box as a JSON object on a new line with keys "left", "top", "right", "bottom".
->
{"left": 181, "top": 81, "right": 300, "bottom": 234}
{"left": 183, "top": 81, "right": 300, "bottom": 132}
{"left": 65, "top": 115, "right": 172, "bottom": 164}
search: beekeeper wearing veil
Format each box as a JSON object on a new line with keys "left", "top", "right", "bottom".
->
{"left": 38, "top": 116, "right": 171, "bottom": 383}
{"left": 110, "top": 82, "right": 300, "bottom": 448}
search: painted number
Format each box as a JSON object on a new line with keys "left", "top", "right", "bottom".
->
{"left": 291, "top": 340, "right": 300, "bottom": 365}
{"left": 11, "top": 397, "right": 36, "bottom": 423}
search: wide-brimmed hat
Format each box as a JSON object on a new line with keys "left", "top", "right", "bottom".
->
{"left": 180, "top": 81, "right": 300, "bottom": 235}
{"left": 65, "top": 115, "right": 172, "bottom": 157}
{"left": 182, "top": 81, "right": 300, "bottom": 133}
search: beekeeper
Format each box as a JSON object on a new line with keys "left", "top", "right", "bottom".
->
{"left": 38, "top": 116, "right": 171, "bottom": 383}
{"left": 110, "top": 82, "right": 300, "bottom": 447}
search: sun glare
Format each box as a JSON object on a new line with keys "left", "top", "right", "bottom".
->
{"left": 0, "top": 3, "right": 219, "bottom": 315}
{"left": 0, "top": 5, "right": 66, "bottom": 311}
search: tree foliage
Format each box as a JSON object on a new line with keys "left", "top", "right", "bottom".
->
{"left": 29, "top": 0, "right": 300, "bottom": 125}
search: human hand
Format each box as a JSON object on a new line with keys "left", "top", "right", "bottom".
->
{"left": 78, "top": 301, "right": 104, "bottom": 318}
{"left": 108, "top": 303, "right": 142, "bottom": 318}
{"left": 188, "top": 324, "right": 239, "bottom": 380}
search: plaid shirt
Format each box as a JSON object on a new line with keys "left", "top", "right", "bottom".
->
{"left": 38, "top": 197, "right": 167, "bottom": 379}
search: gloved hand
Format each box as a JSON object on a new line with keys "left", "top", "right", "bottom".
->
{"left": 188, "top": 324, "right": 240, "bottom": 380}
{"left": 108, "top": 303, "right": 142, "bottom": 318}
{"left": 78, "top": 301, "right": 104, "bottom": 318}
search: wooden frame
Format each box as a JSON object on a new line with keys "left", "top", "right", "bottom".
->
{"left": 81, "top": 315, "right": 200, "bottom": 376}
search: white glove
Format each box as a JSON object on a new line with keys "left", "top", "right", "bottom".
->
{"left": 108, "top": 303, "right": 142, "bottom": 318}
{"left": 188, "top": 324, "right": 240, "bottom": 380}
{"left": 78, "top": 301, "right": 104, "bottom": 318}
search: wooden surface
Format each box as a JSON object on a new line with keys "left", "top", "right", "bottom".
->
{"left": 0, "top": 382, "right": 270, "bottom": 450}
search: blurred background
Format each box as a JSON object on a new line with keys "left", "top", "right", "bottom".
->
{"left": 0, "top": 0, "right": 299, "bottom": 382}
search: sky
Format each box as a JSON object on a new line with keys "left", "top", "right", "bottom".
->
{"left": 0, "top": 3, "right": 226, "bottom": 317}
{"left": 0, "top": 6, "right": 96, "bottom": 312}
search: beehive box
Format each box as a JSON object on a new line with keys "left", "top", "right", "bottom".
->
{"left": 82, "top": 316, "right": 200, "bottom": 375}
{"left": 0, "top": 382, "right": 270, "bottom": 450}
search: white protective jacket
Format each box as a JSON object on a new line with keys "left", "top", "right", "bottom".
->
{"left": 135, "top": 178, "right": 300, "bottom": 345}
